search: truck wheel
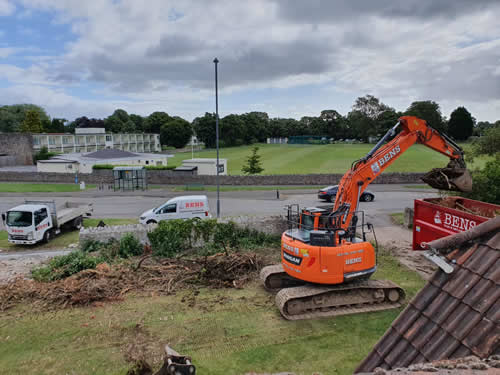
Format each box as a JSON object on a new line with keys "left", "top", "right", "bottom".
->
{"left": 43, "top": 230, "right": 52, "bottom": 243}
{"left": 73, "top": 217, "right": 83, "bottom": 230}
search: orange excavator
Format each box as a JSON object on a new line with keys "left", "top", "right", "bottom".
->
{"left": 260, "top": 116, "right": 472, "bottom": 320}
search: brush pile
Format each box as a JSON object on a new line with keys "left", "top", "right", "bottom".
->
{"left": 0, "top": 252, "right": 272, "bottom": 311}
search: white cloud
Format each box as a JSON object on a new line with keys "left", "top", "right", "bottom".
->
{"left": 4, "top": 0, "right": 500, "bottom": 122}
{"left": 0, "top": 0, "right": 14, "bottom": 16}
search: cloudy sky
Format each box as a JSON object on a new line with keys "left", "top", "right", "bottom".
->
{"left": 1, "top": 0, "right": 499, "bottom": 122}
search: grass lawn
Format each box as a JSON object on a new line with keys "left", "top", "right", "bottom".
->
{"left": 0, "top": 218, "right": 137, "bottom": 251}
{"left": 0, "top": 249, "right": 425, "bottom": 374}
{"left": 167, "top": 143, "right": 487, "bottom": 175}
{"left": 0, "top": 183, "right": 96, "bottom": 193}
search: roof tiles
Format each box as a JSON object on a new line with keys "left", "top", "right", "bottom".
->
{"left": 356, "top": 227, "right": 500, "bottom": 373}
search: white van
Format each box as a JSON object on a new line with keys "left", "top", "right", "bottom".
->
{"left": 139, "top": 195, "right": 211, "bottom": 224}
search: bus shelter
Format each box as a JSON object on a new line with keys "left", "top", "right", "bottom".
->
{"left": 113, "top": 166, "right": 147, "bottom": 191}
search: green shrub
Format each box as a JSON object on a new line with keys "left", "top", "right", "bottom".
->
{"left": 148, "top": 219, "right": 194, "bottom": 257}
{"left": 144, "top": 165, "right": 176, "bottom": 170}
{"left": 92, "top": 164, "right": 115, "bottom": 170}
{"left": 33, "top": 146, "right": 57, "bottom": 163}
{"left": 147, "top": 218, "right": 280, "bottom": 258}
{"left": 92, "top": 164, "right": 176, "bottom": 170}
{"left": 462, "top": 156, "right": 500, "bottom": 204}
{"left": 81, "top": 239, "right": 107, "bottom": 253}
{"left": 119, "top": 233, "right": 143, "bottom": 258}
{"left": 32, "top": 251, "right": 105, "bottom": 282}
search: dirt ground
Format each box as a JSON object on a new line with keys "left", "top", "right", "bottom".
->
{"left": 0, "top": 249, "right": 69, "bottom": 284}
{"left": 365, "top": 217, "right": 437, "bottom": 280}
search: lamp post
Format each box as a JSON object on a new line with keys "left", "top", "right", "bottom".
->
{"left": 214, "top": 57, "right": 220, "bottom": 218}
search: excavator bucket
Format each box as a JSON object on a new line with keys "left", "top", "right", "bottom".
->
{"left": 421, "top": 160, "right": 473, "bottom": 192}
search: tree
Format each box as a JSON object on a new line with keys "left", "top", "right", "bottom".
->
{"left": 347, "top": 95, "right": 395, "bottom": 141}
{"left": 405, "top": 101, "right": 446, "bottom": 133}
{"left": 447, "top": 107, "right": 474, "bottom": 140}
{"left": 130, "top": 114, "right": 144, "bottom": 132}
{"left": 0, "top": 104, "right": 50, "bottom": 132}
{"left": 143, "top": 111, "right": 171, "bottom": 134}
{"left": 45, "top": 118, "right": 67, "bottom": 133}
{"left": 220, "top": 114, "right": 246, "bottom": 146}
{"left": 192, "top": 113, "right": 216, "bottom": 148}
{"left": 241, "top": 146, "right": 264, "bottom": 175}
{"left": 240, "top": 112, "right": 269, "bottom": 143}
{"left": 352, "top": 95, "right": 391, "bottom": 119}
{"left": 160, "top": 117, "right": 192, "bottom": 148}
{"left": 20, "top": 109, "right": 43, "bottom": 133}
{"left": 462, "top": 126, "right": 500, "bottom": 204}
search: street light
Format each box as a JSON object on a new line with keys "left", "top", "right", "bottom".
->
{"left": 214, "top": 57, "right": 220, "bottom": 218}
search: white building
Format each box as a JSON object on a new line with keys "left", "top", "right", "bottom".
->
{"left": 181, "top": 158, "right": 228, "bottom": 175}
{"left": 37, "top": 148, "right": 171, "bottom": 174}
{"left": 32, "top": 128, "right": 161, "bottom": 154}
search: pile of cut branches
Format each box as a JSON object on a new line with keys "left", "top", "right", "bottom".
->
{"left": 0, "top": 252, "right": 273, "bottom": 311}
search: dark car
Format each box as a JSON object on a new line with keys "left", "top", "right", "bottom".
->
{"left": 318, "top": 185, "right": 375, "bottom": 203}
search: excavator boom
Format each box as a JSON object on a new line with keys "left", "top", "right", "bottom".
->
{"left": 333, "top": 116, "right": 472, "bottom": 232}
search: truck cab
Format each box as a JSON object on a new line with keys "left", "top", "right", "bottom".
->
{"left": 3, "top": 204, "right": 53, "bottom": 244}
{"left": 2, "top": 200, "right": 93, "bottom": 245}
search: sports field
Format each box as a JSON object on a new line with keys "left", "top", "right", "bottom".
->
{"left": 169, "top": 143, "right": 483, "bottom": 175}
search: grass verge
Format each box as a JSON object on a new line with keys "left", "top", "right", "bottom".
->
{"left": 0, "top": 218, "right": 137, "bottom": 251}
{"left": 0, "top": 183, "right": 96, "bottom": 193}
{"left": 0, "top": 248, "right": 424, "bottom": 374}
{"left": 389, "top": 212, "right": 411, "bottom": 229}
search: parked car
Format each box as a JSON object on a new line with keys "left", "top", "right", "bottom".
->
{"left": 139, "top": 195, "right": 211, "bottom": 224}
{"left": 318, "top": 185, "right": 375, "bottom": 203}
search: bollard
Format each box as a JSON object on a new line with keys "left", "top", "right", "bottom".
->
{"left": 276, "top": 189, "right": 280, "bottom": 199}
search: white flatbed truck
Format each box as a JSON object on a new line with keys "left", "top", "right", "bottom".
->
{"left": 2, "top": 200, "right": 93, "bottom": 245}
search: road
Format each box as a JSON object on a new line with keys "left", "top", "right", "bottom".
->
{"left": 0, "top": 185, "right": 437, "bottom": 229}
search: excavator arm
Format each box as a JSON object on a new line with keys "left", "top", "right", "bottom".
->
{"left": 333, "top": 116, "right": 472, "bottom": 232}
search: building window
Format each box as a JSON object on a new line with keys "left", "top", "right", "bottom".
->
{"left": 156, "top": 161, "right": 163, "bottom": 166}
{"left": 145, "top": 160, "right": 149, "bottom": 165}
{"left": 33, "top": 137, "right": 40, "bottom": 145}
{"left": 106, "top": 135, "right": 112, "bottom": 142}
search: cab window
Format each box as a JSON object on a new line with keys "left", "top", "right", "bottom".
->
{"left": 34, "top": 208, "right": 48, "bottom": 226}
{"left": 160, "top": 204, "right": 176, "bottom": 214}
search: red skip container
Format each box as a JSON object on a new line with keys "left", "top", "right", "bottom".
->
{"left": 413, "top": 196, "right": 500, "bottom": 250}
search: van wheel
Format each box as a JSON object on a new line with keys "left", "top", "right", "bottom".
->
{"left": 146, "top": 220, "right": 157, "bottom": 225}
{"left": 43, "top": 230, "right": 52, "bottom": 243}
{"left": 73, "top": 217, "right": 83, "bottom": 230}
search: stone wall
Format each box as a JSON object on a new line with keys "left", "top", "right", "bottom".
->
{"left": 0, "top": 168, "right": 426, "bottom": 185}
{"left": 80, "top": 223, "right": 157, "bottom": 245}
{"left": 0, "top": 133, "right": 34, "bottom": 166}
{"left": 79, "top": 215, "right": 286, "bottom": 245}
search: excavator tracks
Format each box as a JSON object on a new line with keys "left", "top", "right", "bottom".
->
{"left": 260, "top": 264, "right": 405, "bottom": 320}
{"left": 260, "top": 264, "right": 305, "bottom": 292}
{"left": 276, "top": 280, "right": 405, "bottom": 320}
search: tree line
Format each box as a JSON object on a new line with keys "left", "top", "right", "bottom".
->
{"left": 1, "top": 95, "right": 498, "bottom": 149}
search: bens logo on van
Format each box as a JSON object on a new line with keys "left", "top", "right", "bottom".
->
{"left": 185, "top": 202, "right": 204, "bottom": 208}
{"left": 371, "top": 145, "right": 401, "bottom": 174}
